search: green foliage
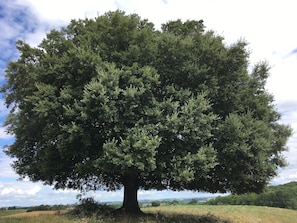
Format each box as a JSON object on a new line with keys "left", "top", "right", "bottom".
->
{"left": 205, "top": 181, "right": 297, "bottom": 210}
{"left": 188, "top": 199, "right": 198, "bottom": 205}
{"left": 152, "top": 212, "right": 230, "bottom": 223}
{"left": 69, "top": 197, "right": 114, "bottom": 218}
{"left": 26, "top": 205, "right": 67, "bottom": 212}
{"left": 151, "top": 201, "right": 161, "bottom": 207}
{"left": 170, "top": 200, "right": 179, "bottom": 206}
{"left": 1, "top": 10, "right": 292, "bottom": 211}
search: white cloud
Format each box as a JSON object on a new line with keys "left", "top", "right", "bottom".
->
{"left": 0, "top": 127, "right": 14, "bottom": 140}
{"left": 0, "top": 1, "right": 39, "bottom": 52}
{"left": 54, "top": 188, "right": 79, "bottom": 194}
{"left": 0, "top": 181, "right": 43, "bottom": 207}
{"left": 0, "top": 184, "right": 41, "bottom": 196}
{"left": 271, "top": 165, "right": 297, "bottom": 185}
{"left": 0, "top": 150, "right": 18, "bottom": 178}
{"left": 266, "top": 55, "right": 297, "bottom": 104}
{"left": 25, "top": 0, "right": 118, "bottom": 24}
{"left": 0, "top": 179, "right": 82, "bottom": 207}
{"left": 0, "top": 181, "right": 42, "bottom": 200}
{"left": 0, "top": 99, "right": 9, "bottom": 118}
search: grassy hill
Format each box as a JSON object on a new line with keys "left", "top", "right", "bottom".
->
{"left": 146, "top": 205, "right": 297, "bottom": 223}
{"left": 1, "top": 205, "right": 297, "bottom": 223}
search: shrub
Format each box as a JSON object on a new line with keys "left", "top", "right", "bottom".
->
{"left": 154, "top": 212, "right": 231, "bottom": 223}
{"left": 151, "top": 201, "right": 161, "bottom": 207}
{"left": 70, "top": 197, "right": 114, "bottom": 218}
{"left": 171, "top": 200, "right": 179, "bottom": 205}
{"left": 188, "top": 198, "right": 198, "bottom": 205}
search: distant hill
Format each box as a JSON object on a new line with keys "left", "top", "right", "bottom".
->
{"left": 205, "top": 181, "right": 297, "bottom": 210}
{"left": 136, "top": 197, "right": 213, "bottom": 207}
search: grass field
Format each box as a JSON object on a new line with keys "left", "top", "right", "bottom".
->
{"left": 1, "top": 205, "right": 297, "bottom": 223}
{"left": 0, "top": 210, "right": 75, "bottom": 223}
{"left": 145, "top": 205, "right": 297, "bottom": 223}
{"left": 0, "top": 209, "right": 27, "bottom": 218}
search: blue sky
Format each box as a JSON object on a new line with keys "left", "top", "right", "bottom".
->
{"left": 1, "top": 0, "right": 297, "bottom": 207}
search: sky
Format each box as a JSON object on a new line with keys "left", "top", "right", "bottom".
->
{"left": 0, "top": 0, "right": 297, "bottom": 207}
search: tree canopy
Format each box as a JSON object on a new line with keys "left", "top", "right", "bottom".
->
{"left": 1, "top": 10, "right": 292, "bottom": 213}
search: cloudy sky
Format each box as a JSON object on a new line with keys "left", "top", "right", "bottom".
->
{"left": 1, "top": 0, "right": 297, "bottom": 207}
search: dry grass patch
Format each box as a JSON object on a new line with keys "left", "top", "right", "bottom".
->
{"left": 0, "top": 210, "right": 77, "bottom": 223}
{"left": 2, "top": 205, "right": 297, "bottom": 223}
{"left": 145, "top": 205, "right": 297, "bottom": 223}
{"left": 0, "top": 211, "right": 58, "bottom": 219}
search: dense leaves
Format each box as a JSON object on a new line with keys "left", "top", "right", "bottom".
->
{"left": 1, "top": 10, "right": 292, "bottom": 212}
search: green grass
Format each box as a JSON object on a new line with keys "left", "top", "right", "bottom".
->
{"left": 1, "top": 205, "right": 297, "bottom": 222}
{"left": 0, "top": 210, "right": 27, "bottom": 218}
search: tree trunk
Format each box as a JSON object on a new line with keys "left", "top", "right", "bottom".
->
{"left": 120, "top": 174, "right": 141, "bottom": 214}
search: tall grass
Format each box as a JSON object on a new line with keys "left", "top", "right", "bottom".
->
{"left": 0, "top": 216, "right": 74, "bottom": 223}
{"left": 0, "top": 211, "right": 73, "bottom": 223}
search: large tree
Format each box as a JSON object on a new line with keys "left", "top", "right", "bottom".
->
{"left": 1, "top": 11, "right": 292, "bottom": 213}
